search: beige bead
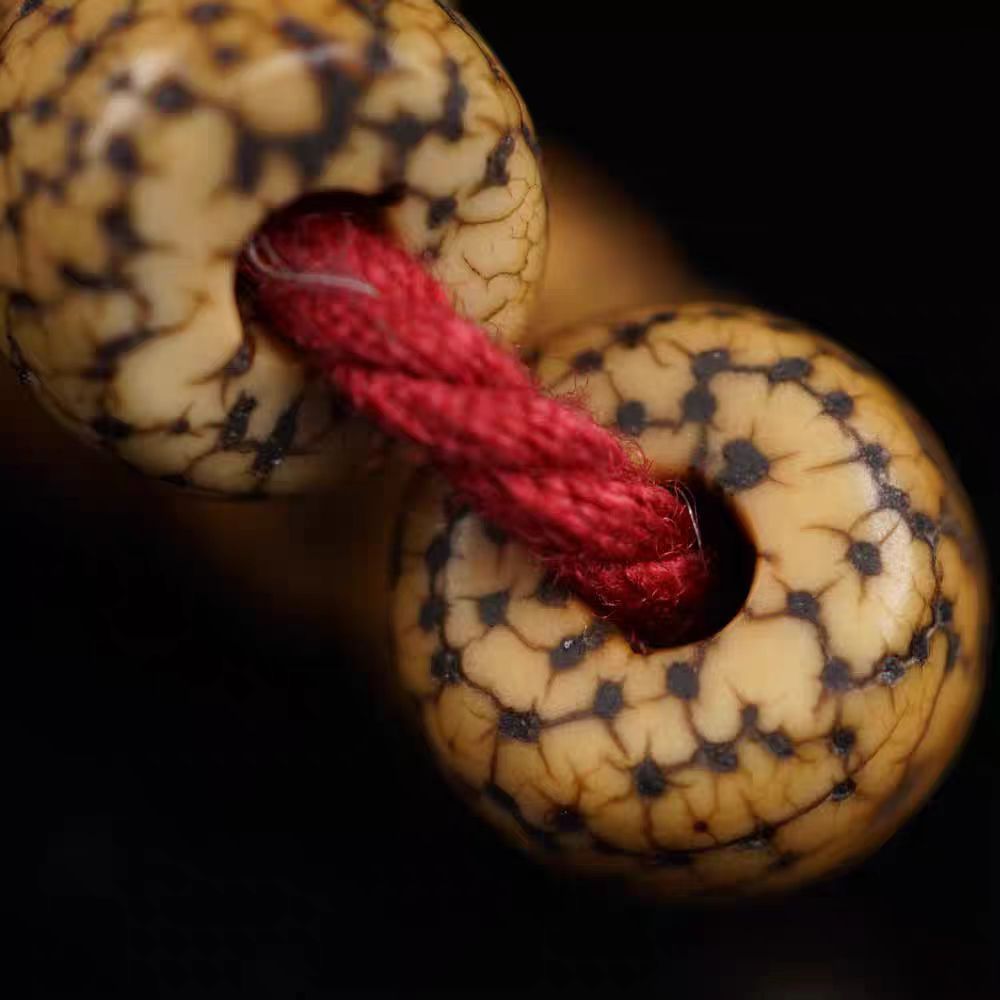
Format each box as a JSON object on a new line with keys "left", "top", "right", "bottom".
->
{"left": 0, "top": 0, "right": 546, "bottom": 495}
{"left": 392, "top": 303, "right": 988, "bottom": 896}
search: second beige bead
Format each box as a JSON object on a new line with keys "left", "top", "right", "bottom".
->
{"left": 392, "top": 304, "right": 988, "bottom": 896}
{"left": 0, "top": 0, "right": 546, "bottom": 494}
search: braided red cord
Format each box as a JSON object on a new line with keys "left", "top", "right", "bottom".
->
{"left": 240, "top": 211, "right": 710, "bottom": 647}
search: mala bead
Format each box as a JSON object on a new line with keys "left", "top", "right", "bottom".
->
{"left": 0, "top": 0, "right": 545, "bottom": 494}
{"left": 392, "top": 304, "right": 988, "bottom": 896}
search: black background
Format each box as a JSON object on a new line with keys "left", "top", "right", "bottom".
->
{"left": 15, "top": 19, "right": 997, "bottom": 999}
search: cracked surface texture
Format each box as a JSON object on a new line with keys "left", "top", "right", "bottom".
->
{"left": 392, "top": 303, "right": 988, "bottom": 895}
{"left": 0, "top": 0, "right": 545, "bottom": 493}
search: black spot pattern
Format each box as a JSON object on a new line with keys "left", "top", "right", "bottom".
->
{"left": 717, "top": 440, "right": 770, "bottom": 492}
{"left": 101, "top": 205, "right": 145, "bottom": 252}
{"left": 831, "top": 779, "right": 857, "bottom": 803}
{"left": 251, "top": 397, "right": 300, "bottom": 477}
{"left": 634, "top": 759, "right": 667, "bottom": 798}
{"left": 30, "top": 97, "right": 56, "bottom": 122}
{"left": 860, "top": 444, "right": 890, "bottom": 471}
{"left": 909, "top": 629, "right": 931, "bottom": 665}
{"left": 848, "top": 541, "right": 883, "bottom": 577}
{"left": 431, "top": 649, "right": 461, "bottom": 684}
{"left": 549, "top": 625, "right": 608, "bottom": 671}
{"left": 822, "top": 659, "right": 853, "bottom": 692}
{"left": 65, "top": 43, "right": 95, "bottom": 75}
{"left": 666, "top": 662, "right": 699, "bottom": 700}
{"left": 572, "top": 349, "right": 603, "bottom": 373}
{"left": 735, "top": 826, "right": 775, "bottom": 851}
{"left": 878, "top": 656, "right": 906, "bottom": 687}
{"left": 682, "top": 385, "right": 717, "bottom": 424}
{"left": 151, "top": 80, "right": 196, "bottom": 114}
{"left": 477, "top": 591, "right": 509, "bottom": 628}
{"left": 615, "top": 322, "right": 646, "bottom": 348}
{"left": 908, "top": 512, "right": 937, "bottom": 542}
{"left": 106, "top": 134, "right": 139, "bottom": 173}
{"left": 692, "top": 349, "right": 730, "bottom": 379}
{"left": 277, "top": 15, "right": 323, "bottom": 47}
{"left": 788, "top": 591, "right": 820, "bottom": 621}
{"left": 482, "top": 132, "right": 514, "bottom": 188}
{"left": 823, "top": 391, "right": 854, "bottom": 417}
{"left": 427, "top": 195, "right": 456, "bottom": 229}
{"left": 765, "top": 732, "right": 795, "bottom": 759}
{"left": 219, "top": 393, "right": 258, "bottom": 450}
{"left": 498, "top": 710, "right": 541, "bottom": 743}
{"left": 702, "top": 743, "right": 739, "bottom": 773}
{"left": 879, "top": 484, "right": 910, "bottom": 512}
{"left": 831, "top": 728, "right": 856, "bottom": 755}
{"left": 593, "top": 682, "right": 624, "bottom": 719}
{"left": 616, "top": 400, "right": 647, "bottom": 436}
{"left": 769, "top": 357, "right": 812, "bottom": 382}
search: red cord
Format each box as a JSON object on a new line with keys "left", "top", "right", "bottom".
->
{"left": 239, "top": 211, "right": 711, "bottom": 648}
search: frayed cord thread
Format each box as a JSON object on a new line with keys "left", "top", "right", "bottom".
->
{"left": 239, "top": 212, "right": 712, "bottom": 647}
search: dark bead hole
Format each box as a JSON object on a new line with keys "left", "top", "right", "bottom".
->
{"left": 630, "top": 474, "right": 757, "bottom": 652}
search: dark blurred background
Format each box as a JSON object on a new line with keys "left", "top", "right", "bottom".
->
{"left": 15, "top": 21, "right": 996, "bottom": 999}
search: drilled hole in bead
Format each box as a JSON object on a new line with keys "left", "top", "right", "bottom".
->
{"left": 234, "top": 188, "right": 402, "bottom": 318}
{"left": 619, "top": 474, "right": 757, "bottom": 653}
{"left": 236, "top": 200, "right": 757, "bottom": 653}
